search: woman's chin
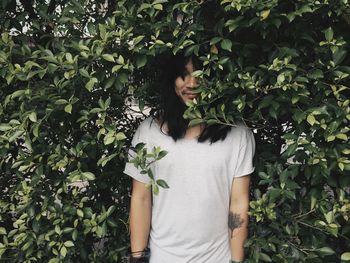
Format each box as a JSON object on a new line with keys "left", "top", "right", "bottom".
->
{"left": 177, "top": 93, "right": 198, "bottom": 104}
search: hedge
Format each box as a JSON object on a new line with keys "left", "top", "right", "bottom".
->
{"left": 0, "top": 0, "right": 349, "bottom": 262}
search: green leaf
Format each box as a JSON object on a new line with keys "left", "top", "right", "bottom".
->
{"left": 82, "top": 172, "right": 96, "bottom": 181}
{"left": 341, "top": 252, "right": 350, "bottom": 261}
{"left": 106, "top": 205, "right": 116, "bottom": 216}
{"left": 33, "top": 124, "right": 39, "bottom": 137}
{"left": 326, "top": 135, "right": 335, "bottom": 142}
{"left": 62, "top": 227, "right": 74, "bottom": 234}
{"left": 147, "top": 169, "right": 154, "bottom": 180}
{"left": 64, "top": 241, "right": 74, "bottom": 247}
{"left": 210, "top": 37, "right": 222, "bottom": 45}
{"left": 277, "top": 73, "right": 285, "bottom": 83}
{"left": 282, "top": 133, "right": 298, "bottom": 140}
{"left": 325, "top": 211, "right": 333, "bottom": 224}
{"left": 64, "top": 104, "right": 72, "bottom": 114}
{"left": 104, "top": 134, "right": 115, "bottom": 145}
{"left": 192, "top": 70, "right": 203, "bottom": 78}
{"left": 308, "top": 69, "right": 324, "bottom": 79}
{"left": 102, "top": 54, "right": 115, "bottom": 62}
{"left": 0, "top": 123, "right": 12, "bottom": 131}
{"left": 310, "top": 191, "right": 317, "bottom": 210}
{"left": 55, "top": 224, "right": 61, "bottom": 234}
{"left": 65, "top": 52, "right": 74, "bottom": 63}
{"left": 342, "top": 149, "right": 350, "bottom": 154}
{"left": 72, "top": 230, "right": 78, "bottom": 241}
{"left": 188, "top": 119, "right": 203, "bottom": 127}
{"left": 105, "top": 76, "right": 115, "bottom": 89}
{"left": 107, "top": 218, "right": 118, "bottom": 228}
{"left": 9, "top": 130, "right": 24, "bottom": 142}
{"left": 136, "top": 55, "right": 147, "bottom": 68}
{"left": 258, "top": 95, "right": 274, "bottom": 110}
{"left": 336, "top": 133, "right": 348, "bottom": 141}
{"left": 112, "top": 64, "right": 123, "bottom": 72}
{"left": 79, "top": 68, "right": 90, "bottom": 78}
{"left": 11, "top": 89, "right": 25, "bottom": 99}
{"left": 1, "top": 32, "right": 9, "bottom": 43}
{"left": 153, "top": 183, "right": 159, "bottom": 195}
{"left": 282, "top": 143, "right": 297, "bottom": 158}
{"left": 133, "top": 35, "right": 145, "bottom": 46}
{"left": 155, "top": 39, "right": 165, "bottom": 45}
{"left": 153, "top": 3, "right": 163, "bottom": 10}
{"left": 220, "top": 39, "right": 232, "bottom": 51}
{"left": 0, "top": 227, "right": 7, "bottom": 235}
{"left": 260, "top": 252, "right": 272, "bottom": 262}
{"left": 116, "top": 132, "right": 126, "bottom": 141}
{"left": 85, "top": 77, "right": 98, "bottom": 91}
{"left": 118, "top": 72, "right": 129, "bottom": 83}
{"left": 55, "top": 99, "right": 68, "bottom": 105}
{"left": 260, "top": 10, "right": 270, "bottom": 20}
{"left": 77, "top": 209, "right": 84, "bottom": 217}
{"left": 333, "top": 49, "right": 347, "bottom": 65}
{"left": 156, "top": 179, "right": 169, "bottom": 188}
{"left": 157, "top": 150, "right": 168, "bottom": 160}
{"left": 269, "top": 107, "right": 277, "bottom": 119}
{"left": 117, "top": 55, "right": 124, "bottom": 64}
{"left": 60, "top": 246, "right": 67, "bottom": 257}
{"left": 325, "top": 27, "right": 333, "bottom": 42}
{"left": 317, "top": 246, "right": 335, "bottom": 256}
{"left": 28, "top": 112, "right": 37, "bottom": 122}
{"left": 307, "top": 114, "right": 316, "bottom": 126}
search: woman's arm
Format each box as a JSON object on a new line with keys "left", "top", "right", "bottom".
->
{"left": 129, "top": 179, "right": 152, "bottom": 257}
{"left": 229, "top": 175, "right": 251, "bottom": 261}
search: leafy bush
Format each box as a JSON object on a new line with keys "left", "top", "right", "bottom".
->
{"left": 0, "top": 0, "right": 349, "bottom": 262}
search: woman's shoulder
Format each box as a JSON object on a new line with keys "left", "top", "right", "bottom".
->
{"left": 227, "top": 122, "right": 254, "bottom": 141}
{"left": 136, "top": 116, "right": 154, "bottom": 131}
{"left": 134, "top": 116, "right": 162, "bottom": 135}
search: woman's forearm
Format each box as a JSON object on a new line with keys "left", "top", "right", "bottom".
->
{"left": 229, "top": 206, "right": 249, "bottom": 261}
{"left": 129, "top": 195, "right": 152, "bottom": 257}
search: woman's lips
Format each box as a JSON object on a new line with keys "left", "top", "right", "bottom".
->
{"left": 182, "top": 88, "right": 197, "bottom": 99}
{"left": 183, "top": 93, "right": 197, "bottom": 99}
{"left": 182, "top": 90, "right": 196, "bottom": 95}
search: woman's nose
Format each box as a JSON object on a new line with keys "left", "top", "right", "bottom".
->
{"left": 187, "top": 76, "right": 197, "bottom": 88}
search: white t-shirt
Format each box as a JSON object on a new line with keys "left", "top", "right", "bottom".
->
{"left": 124, "top": 116, "right": 255, "bottom": 263}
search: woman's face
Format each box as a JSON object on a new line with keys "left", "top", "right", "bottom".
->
{"left": 174, "top": 59, "right": 198, "bottom": 103}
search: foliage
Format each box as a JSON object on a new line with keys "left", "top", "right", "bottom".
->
{"left": 0, "top": 0, "right": 350, "bottom": 262}
{"left": 129, "top": 143, "right": 169, "bottom": 195}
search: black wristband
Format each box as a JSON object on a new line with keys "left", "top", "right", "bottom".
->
{"left": 128, "top": 247, "right": 150, "bottom": 263}
{"left": 129, "top": 256, "right": 149, "bottom": 263}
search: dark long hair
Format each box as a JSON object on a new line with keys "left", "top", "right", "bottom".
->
{"left": 151, "top": 52, "right": 231, "bottom": 143}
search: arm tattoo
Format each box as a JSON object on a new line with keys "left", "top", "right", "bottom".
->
{"left": 228, "top": 211, "right": 244, "bottom": 238}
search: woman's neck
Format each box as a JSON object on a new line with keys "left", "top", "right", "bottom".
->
{"left": 155, "top": 117, "right": 204, "bottom": 139}
{"left": 184, "top": 124, "right": 204, "bottom": 139}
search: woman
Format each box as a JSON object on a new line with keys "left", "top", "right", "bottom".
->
{"left": 124, "top": 53, "right": 255, "bottom": 263}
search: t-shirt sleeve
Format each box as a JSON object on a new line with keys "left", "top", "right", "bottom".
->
{"left": 233, "top": 128, "right": 256, "bottom": 177}
{"left": 123, "top": 124, "right": 151, "bottom": 184}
